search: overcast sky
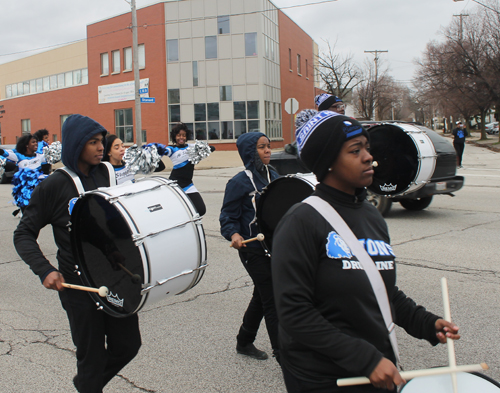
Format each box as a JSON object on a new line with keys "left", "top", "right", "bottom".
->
{"left": 1, "top": 0, "right": 475, "bottom": 84}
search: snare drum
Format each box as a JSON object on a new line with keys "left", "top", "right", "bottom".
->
{"left": 257, "top": 174, "right": 317, "bottom": 252}
{"left": 70, "top": 176, "right": 207, "bottom": 317}
{"left": 368, "top": 123, "right": 437, "bottom": 197}
{"left": 402, "top": 372, "right": 500, "bottom": 392}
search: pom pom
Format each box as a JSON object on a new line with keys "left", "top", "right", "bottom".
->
{"left": 43, "top": 141, "right": 62, "bottom": 164}
{"left": 186, "top": 140, "right": 212, "bottom": 165}
{"left": 11, "top": 168, "right": 44, "bottom": 208}
{"left": 124, "top": 144, "right": 161, "bottom": 174}
{"left": 295, "top": 109, "right": 318, "bottom": 130}
{"left": 0, "top": 157, "right": 6, "bottom": 179}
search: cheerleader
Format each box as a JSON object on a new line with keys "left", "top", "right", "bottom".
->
{"left": 0, "top": 134, "right": 49, "bottom": 216}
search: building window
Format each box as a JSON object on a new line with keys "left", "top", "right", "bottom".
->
{"left": 207, "top": 103, "right": 219, "bottom": 120}
{"left": 245, "top": 33, "right": 257, "bottom": 56}
{"left": 205, "top": 36, "right": 217, "bottom": 59}
{"left": 193, "top": 61, "right": 198, "bottom": 87}
{"left": 6, "top": 85, "right": 12, "bottom": 98}
{"left": 112, "top": 50, "right": 120, "bottom": 73}
{"left": 168, "top": 89, "right": 180, "bottom": 104}
{"left": 101, "top": 53, "right": 109, "bottom": 75}
{"left": 234, "top": 101, "right": 246, "bottom": 119}
{"left": 195, "top": 123, "right": 207, "bottom": 140}
{"left": 209, "top": 122, "right": 221, "bottom": 139}
{"left": 297, "top": 54, "right": 301, "bottom": 75}
{"left": 234, "top": 121, "right": 246, "bottom": 138}
{"left": 21, "top": 119, "right": 31, "bottom": 135}
{"left": 218, "top": 15, "right": 230, "bottom": 34}
{"left": 124, "top": 47, "right": 132, "bottom": 71}
{"left": 289, "top": 49, "right": 292, "bottom": 71}
{"left": 247, "top": 101, "right": 259, "bottom": 119}
{"left": 220, "top": 86, "right": 232, "bottom": 101}
{"left": 115, "top": 108, "right": 134, "bottom": 143}
{"left": 305, "top": 59, "right": 309, "bottom": 78}
{"left": 65, "top": 72, "right": 73, "bottom": 86}
{"left": 74, "top": 69, "right": 82, "bottom": 84}
{"left": 167, "top": 39, "right": 179, "bottom": 62}
{"left": 61, "top": 115, "right": 71, "bottom": 131}
{"left": 142, "top": 130, "right": 147, "bottom": 143}
{"left": 138, "top": 44, "right": 145, "bottom": 68}
{"left": 169, "top": 105, "right": 181, "bottom": 123}
{"left": 194, "top": 103, "right": 206, "bottom": 121}
{"left": 36, "top": 78, "right": 42, "bottom": 92}
{"left": 43, "top": 77, "right": 49, "bottom": 91}
{"left": 49, "top": 75, "right": 57, "bottom": 90}
{"left": 248, "top": 120, "right": 259, "bottom": 133}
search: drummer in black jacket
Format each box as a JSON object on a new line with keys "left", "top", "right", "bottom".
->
{"left": 14, "top": 114, "right": 141, "bottom": 392}
{"left": 272, "top": 112, "right": 460, "bottom": 392}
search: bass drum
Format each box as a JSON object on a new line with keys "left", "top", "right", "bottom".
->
{"left": 368, "top": 123, "right": 437, "bottom": 197}
{"left": 70, "top": 176, "right": 207, "bottom": 317}
{"left": 256, "top": 174, "right": 317, "bottom": 252}
{"left": 401, "top": 372, "right": 500, "bottom": 393}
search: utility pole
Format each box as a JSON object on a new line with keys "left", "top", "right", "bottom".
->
{"left": 453, "top": 13, "right": 469, "bottom": 43}
{"left": 364, "top": 50, "right": 388, "bottom": 120}
{"left": 131, "top": 0, "right": 143, "bottom": 146}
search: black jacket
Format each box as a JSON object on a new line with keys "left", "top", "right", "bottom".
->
{"left": 14, "top": 115, "right": 111, "bottom": 284}
{"left": 272, "top": 183, "right": 440, "bottom": 384}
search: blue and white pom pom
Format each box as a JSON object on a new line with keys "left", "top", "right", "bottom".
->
{"left": 295, "top": 109, "right": 318, "bottom": 130}
{"left": 186, "top": 140, "right": 212, "bottom": 165}
{"left": 43, "top": 141, "right": 62, "bottom": 164}
{"left": 0, "top": 157, "right": 6, "bottom": 179}
{"left": 124, "top": 144, "right": 161, "bottom": 174}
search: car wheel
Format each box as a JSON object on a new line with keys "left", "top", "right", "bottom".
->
{"left": 367, "top": 191, "right": 392, "bottom": 216}
{"left": 399, "top": 196, "right": 433, "bottom": 211}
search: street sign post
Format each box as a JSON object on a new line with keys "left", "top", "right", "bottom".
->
{"left": 284, "top": 98, "right": 299, "bottom": 143}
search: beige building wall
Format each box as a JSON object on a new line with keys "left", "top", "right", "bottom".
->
{"left": 0, "top": 41, "right": 87, "bottom": 99}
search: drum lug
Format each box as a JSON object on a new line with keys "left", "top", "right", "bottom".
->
{"left": 95, "top": 302, "right": 103, "bottom": 311}
{"left": 140, "top": 263, "right": 208, "bottom": 295}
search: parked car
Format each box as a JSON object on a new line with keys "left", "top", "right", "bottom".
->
{"left": 270, "top": 122, "right": 464, "bottom": 216}
{"left": 485, "top": 122, "right": 499, "bottom": 135}
{"left": 0, "top": 144, "right": 18, "bottom": 184}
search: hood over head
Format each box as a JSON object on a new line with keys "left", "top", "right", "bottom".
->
{"left": 61, "top": 114, "right": 107, "bottom": 176}
{"left": 236, "top": 132, "right": 269, "bottom": 169}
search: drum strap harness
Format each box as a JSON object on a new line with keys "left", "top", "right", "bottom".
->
{"left": 304, "top": 196, "right": 401, "bottom": 364}
{"left": 58, "top": 162, "right": 117, "bottom": 196}
{"left": 244, "top": 170, "right": 260, "bottom": 234}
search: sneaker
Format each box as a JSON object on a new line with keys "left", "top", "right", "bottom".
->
{"left": 236, "top": 343, "right": 268, "bottom": 360}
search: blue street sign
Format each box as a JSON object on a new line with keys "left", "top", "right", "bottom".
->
{"left": 141, "top": 97, "right": 155, "bottom": 103}
{"left": 139, "top": 87, "right": 148, "bottom": 94}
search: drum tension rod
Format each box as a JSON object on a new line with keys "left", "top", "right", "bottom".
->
{"left": 141, "top": 263, "right": 208, "bottom": 294}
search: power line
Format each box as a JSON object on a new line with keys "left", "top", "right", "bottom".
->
{"left": 0, "top": 0, "right": 338, "bottom": 59}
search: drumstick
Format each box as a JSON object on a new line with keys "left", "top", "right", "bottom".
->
{"left": 441, "top": 277, "right": 458, "bottom": 393}
{"left": 62, "top": 283, "right": 109, "bottom": 297}
{"left": 229, "top": 233, "right": 265, "bottom": 247}
{"left": 117, "top": 262, "right": 142, "bottom": 284}
{"left": 336, "top": 363, "right": 489, "bottom": 387}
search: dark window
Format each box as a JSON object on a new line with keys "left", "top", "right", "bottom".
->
{"left": 208, "top": 122, "right": 220, "bottom": 139}
{"left": 115, "top": 108, "right": 134, "bottom": 143}
{"left": 220, "top": 86, "right": 232, "bottom": 101}
{"left": 234, "top": 121, "right": 246, "bottom": 138}
{"left": 195, "top": 123, "right": 207, "bottom": 140}
{"left": 169, "top": 105, "right": 181, "bottom": 123}
{"left": 207, "top": 103, "right": 219, "bottom": 120}
{"left": 193, "top": 61, "right": 198, "bottom": 86}
{"left": 234, "top": 101, "right": 246, "bottom": 119}
{"left": 218, "top": 16, "right": 230, "bottom": 34}
{"left": 195, "top": 103, "right": 206, "bottom": 121}
{"left": 168, "top": 89, "right": 180, "bottom": 104}
{"left": 248, "top": 120, "right": 259, "bottom": 133}
{"left": 247, "top": 101, "right": 259, "bottom": 119}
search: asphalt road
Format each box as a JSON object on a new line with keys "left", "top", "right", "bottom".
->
{"left": 0, "top": 142, "right": 499, "bottom": 392}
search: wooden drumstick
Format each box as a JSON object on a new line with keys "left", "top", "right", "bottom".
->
{"left": 230, "top": 233, "right": 265, "bottom": 247}
{"left": 441, "top": 277, "right": 458, "bottom": 393}
{"left": 117, "top": 262, "right": 142, "bottom": 284}
{"left": 62, "top": 283, "right": 109, "bottom": 297}
{"left": 337, "top": 363, "right": 489, "bottom": 387}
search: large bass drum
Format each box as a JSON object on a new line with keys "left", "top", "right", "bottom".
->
{"left": 368, "top": 123, "right": 437, "bottom": 197}
{"left": 70, "top": 176, "right": 207, "bottom": 317}
{"left": 256, "top": 174, "right": 317, "bottom": 252}
{"left": 401, "top": 372, "right": 500, "bottom": 392}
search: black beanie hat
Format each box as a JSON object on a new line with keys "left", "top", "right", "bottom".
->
{"left": 296, "top": 112, "right": 369, "bottom": 182}
{"left": 315, "top": 93, "right": 343, "bottom": 111}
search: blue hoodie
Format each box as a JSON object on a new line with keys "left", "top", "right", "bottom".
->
{"left": 219, "top": 132, "right": 279, "bottom": 248}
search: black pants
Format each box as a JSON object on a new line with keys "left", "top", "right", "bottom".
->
{"left": 187, "top": 192, "right": 206, "bottom": 216}
{"left": 237, "top": 250, "right": 279, "bottom": 358}
{"left": 453, "top": 142, "right": 465, "bottom": 166}
{"left": 282, "top": 364, "right": 396, "bottom": 393}
{"left": 59, "top": 288, "right": 141, "bottom": 393}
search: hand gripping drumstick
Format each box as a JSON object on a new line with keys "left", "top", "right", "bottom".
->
{"left": 62, "top": 283, "right": 109, "bottom": 297}
{"left": 229, "top": 233, "right": 265, "bottom": 247}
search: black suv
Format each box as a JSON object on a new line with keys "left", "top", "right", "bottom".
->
{"left": 270, "top": 122, "right": 464, "bottom": 216}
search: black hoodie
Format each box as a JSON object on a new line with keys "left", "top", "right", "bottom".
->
{"left": 14, "top": 115, "right": 111, "bottom": 284}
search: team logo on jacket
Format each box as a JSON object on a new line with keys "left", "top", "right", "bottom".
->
{"left": 326, "top": 231, "right": 352, "bottom": 259}
{"left": 68, "top": 197, "right": 78, "bottom": 215}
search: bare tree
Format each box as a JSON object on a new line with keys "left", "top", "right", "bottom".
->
{"left": 315, "top": 40, "right": 362, "bottom": 101}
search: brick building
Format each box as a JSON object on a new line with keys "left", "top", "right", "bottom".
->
{"left": 0, "top": 0, "right": 319, "bottom": 149}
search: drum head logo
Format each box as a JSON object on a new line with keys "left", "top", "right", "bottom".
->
{"left": 106, "top": 292, "right": 124, "bottom": 308}
{"left": 380, "top": 183, "right": 397, "bottom": 192}
{"left": 68, "top": 197, "right": 78, "bottom": 215}
{"left": 326, "top": 231, "right": 352, "bottom": 259}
